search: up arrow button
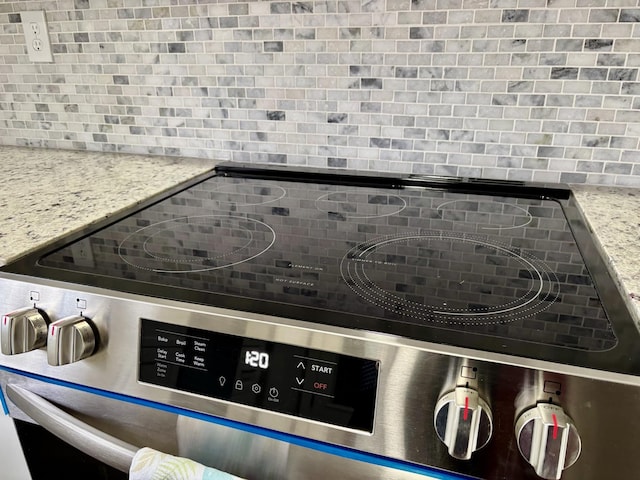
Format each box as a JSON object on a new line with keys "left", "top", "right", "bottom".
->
{"left": 297, "top": 361, "right": 305, "bottom": 370}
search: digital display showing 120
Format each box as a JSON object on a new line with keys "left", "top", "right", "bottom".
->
{"left": 243, "top": 349, "right": 270, "bottom": 369}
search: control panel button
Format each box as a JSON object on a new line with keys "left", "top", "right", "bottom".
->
{"left": 434, "top": 386, "right": 493, "bottom": 460}
{"left": 1, "top": 308, "right": 49, "bottom": 355}
{"left": 47, "top": 315, "right": 97, "bottom": 366}
{"left": 515, "top": 403, "right": 581, "bottom": 480}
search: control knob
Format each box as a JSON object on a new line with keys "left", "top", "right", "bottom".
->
{"left": 1, "top": 308, "right": 49, "bottom": 355}
{"left": 434, "top": 386, "right": 493, "bottom": 460}
{"left": 47, "top": 315, "right": 97, "bottom": 366}
{"left": 515, "top": 402, "right": 581, "bottom": 480}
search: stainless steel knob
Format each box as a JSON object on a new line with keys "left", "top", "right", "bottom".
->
{"left": 434, "top": 386, "right": 493, "bottom": 460}
{"left": 1, "top": 308, "right": 49, "bottom": 355}
{"left": 47, "top": 315, "right": 97, "bottom": 366}
{"left": 515, "top": 403, "right": 581, "bottom": 480}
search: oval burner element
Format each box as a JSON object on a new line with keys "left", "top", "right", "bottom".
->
{"left": 118, "top": 215, "right": 275, "bottom": 273}
{"left": 316, "top": 191, "right": 406, "bottom": 219}
{"left": 209, "top": 183, "right": 286, "bottom": 206}
{"left": 340, "top": 231, "right": 559, "bottom": 325}
{"left": 437, "top": 199, "right": 533, "bottom": 231}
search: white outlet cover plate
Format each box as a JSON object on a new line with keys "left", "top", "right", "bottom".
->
{"left": 21, "top": 10, "right": 54, "bottom": 63}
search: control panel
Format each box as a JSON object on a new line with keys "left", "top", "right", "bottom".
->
{"left": 139, "top": 319, "right": 379, "bottom": 431}
{"left": 5, "top": 280, "right": 630, "bottom": 480}
{"left": 1, "top": 303, "right": 586, "bottom": 478}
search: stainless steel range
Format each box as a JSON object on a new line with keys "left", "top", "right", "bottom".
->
{"left": 1, "top": 164, "right": 639, "bottom": 480}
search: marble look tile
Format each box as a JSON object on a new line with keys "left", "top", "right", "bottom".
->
{"left": 2, "top": 0, "right": 640, "bottom": 188}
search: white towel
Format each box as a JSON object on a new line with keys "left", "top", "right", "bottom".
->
{"left": 129, "top": 447, "right": 246, "bottom": 480}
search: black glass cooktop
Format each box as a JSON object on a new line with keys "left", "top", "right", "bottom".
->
{"left": 9, "top": 164, "right": 640, "bottom": 372}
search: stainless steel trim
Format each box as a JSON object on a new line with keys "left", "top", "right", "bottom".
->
{"left": 6, "top": 383, "right": 137, "bottom": 473}
{"left": 3, "top": 275, "right": 640, "bottom": 479}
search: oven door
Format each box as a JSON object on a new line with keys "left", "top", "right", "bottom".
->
{"left": 0, "top": 369, "right": 467, "bottom": 480}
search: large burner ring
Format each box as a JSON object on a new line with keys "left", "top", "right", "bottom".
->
{"left": 340, "top": 231, "right": 560, "bottom": 326}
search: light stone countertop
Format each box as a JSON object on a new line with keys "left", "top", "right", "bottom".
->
{"left": 571, "top": 185, "right": 640, "bottom": 327}
{"left": 1, "top": 146, "right": 638, "bottom": 331}
{"left": 0, "top": 146, "right": 215, "bottom": 266}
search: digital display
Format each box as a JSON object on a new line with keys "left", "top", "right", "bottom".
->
{"left": 139, "top": 318, "right": 378, "bottom": 431}
{"left": 244, "top": 349, "right": 269, "bottom": 369}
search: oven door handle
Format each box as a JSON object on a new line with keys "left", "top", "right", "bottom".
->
{"left": 6, "top": 383, "right": 137, "bottom": 473}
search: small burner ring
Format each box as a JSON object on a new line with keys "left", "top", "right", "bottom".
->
{"left": 316, "top": 191, "right": 407, "bottom": 219}
{"left": 209, "top": 183, "right": 286, "bottom": 206}
{"left": 436, "top": 199, "right": 533, "bottom": 231}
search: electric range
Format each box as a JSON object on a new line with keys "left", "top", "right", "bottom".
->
{"left": 1, "top": 163, "right": 639, "bottom": 480}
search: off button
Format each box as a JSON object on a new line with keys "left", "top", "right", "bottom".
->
{"left": 311, "top": 381, "right": 331, "bottom": 394}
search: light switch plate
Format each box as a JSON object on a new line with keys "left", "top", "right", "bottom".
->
{"left": 21, "top": 10, "right": 53, "bottom": 63}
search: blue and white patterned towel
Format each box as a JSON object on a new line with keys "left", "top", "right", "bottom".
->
{"left": 129, "top": 447, "right": 246, "bottom": 480}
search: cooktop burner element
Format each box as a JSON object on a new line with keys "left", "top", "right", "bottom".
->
{"left": 209, "top": 182, "right": 286, "bottom": 206}
{"left": 436, "top": 199, "right": 533, "bottom": 230}
{"left": 340, "top": 230, "right": 560, "bottom": 326}
{"left": 118, "top": 215, "right": 276, "bottom": 273}
{"left": 315, "top": 190, "right": 407, "bottom": 219}
{"left": 20, "top": 163, "right": 630, "bottom": 371}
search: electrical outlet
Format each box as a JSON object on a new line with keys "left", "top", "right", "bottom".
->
{"left": 21, "top": 10, "right": 53, "bottom": 63}
{"left": 70, "top": 239, "right": 95, "bottom": 268}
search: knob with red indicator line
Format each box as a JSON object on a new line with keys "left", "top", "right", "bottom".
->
{"left": 1, "top": 307, "right": 49, "bottom": 355}
{"left": 515, "top": 403, "right": 581, "bottom": 480}
{"left": 434, "top": 386, "right": 493, "bottom": 460}
{"left": 47, "top": 315, "right": 97, "bottom": 366}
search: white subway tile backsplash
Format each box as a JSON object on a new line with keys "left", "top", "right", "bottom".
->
{"left": 0, "top": 0, "right": 639, "bottom": 184}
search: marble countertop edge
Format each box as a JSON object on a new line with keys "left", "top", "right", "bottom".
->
{"left": 570, "top": 184, "right": 640, "bottom": 329}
